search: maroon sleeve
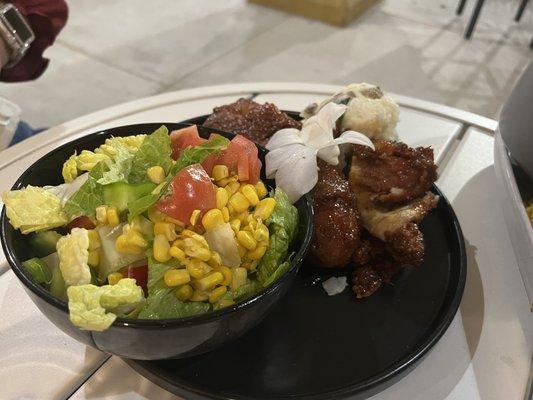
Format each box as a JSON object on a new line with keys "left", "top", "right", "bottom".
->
{"left": 0, "top": 0, "right": 68, "bottom": 82}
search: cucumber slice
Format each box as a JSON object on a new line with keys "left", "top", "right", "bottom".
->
{"left": 22, "top": 258, "right": 52, "bottom": 284}
{"left": 102, "top": 182, "right": 156, "bottom": 213}
{"left": 30, "top": 231, "right": 62, "bottom": 257}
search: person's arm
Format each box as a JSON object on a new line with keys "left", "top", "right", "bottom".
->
{"left": 0, "top": 0, "right": 68, "bottom": 82}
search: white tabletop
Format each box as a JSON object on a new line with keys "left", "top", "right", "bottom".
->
{"left": 0, "top": 83, "right": 530, "bottom": 400}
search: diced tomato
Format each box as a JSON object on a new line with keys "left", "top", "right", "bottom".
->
{"left": 66, "top": 216, "right": 96, "bottom": 231}
{"left": 230, "top": 135, "right": 262, "bottom": 184}
{"left": 170, "top": 125, "right": 206, "bottom": 160}
{"left": 156, "top": 164, "right": 216, "bottom": 225}
{"left": 121, "top": 264, "right": 148, "bottom": 296}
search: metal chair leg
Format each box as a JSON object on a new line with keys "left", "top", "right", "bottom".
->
{"left": 456, "top": 0, "right": 468, "bottom": 15}
{"left": 515, "top": 0, "right": 529, "bottom": 22}
{"left": 465, "top": 0, "right": 485, "bottom": 39}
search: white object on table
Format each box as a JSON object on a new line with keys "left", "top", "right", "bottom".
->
{"left": 0, "top": 83, "right": 529, "bottom": 400}
{"left": 0, "top": 96, "right": 20, "bottom": 150}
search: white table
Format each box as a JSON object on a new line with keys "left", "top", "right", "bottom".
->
{"left": 0, "top": 83, "right": 530, "bottom": 400}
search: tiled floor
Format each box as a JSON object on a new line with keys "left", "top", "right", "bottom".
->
{"left": 0, "top": 0, "right": 531, "bottom": 127}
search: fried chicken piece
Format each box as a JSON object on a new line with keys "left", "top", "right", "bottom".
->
{"left": 385, "top": 222, "right": 424, "bottom": 266}
{"left": 203, "top": 98, "right": 301, "bottom": 147}
{"left": 352, "top": 266, "right": 382, "bottom": 298}
{"left": 350, "top": 140, "right": 437, "bottom": 206}
{"left": 308, "top": 160, "right": 361, "bottom": 268}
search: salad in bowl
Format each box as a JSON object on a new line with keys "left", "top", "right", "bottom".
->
{"left": 1, "top": 124, "right": 300, "bottom": 334}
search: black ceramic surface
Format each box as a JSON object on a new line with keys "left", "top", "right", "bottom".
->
{"left": 0, "top": 123, "right": 314, "bottom": 360}
{"left": 123, "top": 114, "right": 467, "bottom": 399}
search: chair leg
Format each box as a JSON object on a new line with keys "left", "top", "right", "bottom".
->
{"left": 456, "top": 0, "right": 468, "bottom": 15}
{"left": 515, "top": 0, "right": 529, "bottom": 22}
{"left": 465, "top": 0, "right": 485, "bottom": 39}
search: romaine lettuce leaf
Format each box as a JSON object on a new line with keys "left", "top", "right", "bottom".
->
{"left": 45, "top": 173, "right": 89, "bottom": 206}
{"left": 137, "top": 255, "right": 210, "bottom": 319}
{"left": 67, "top": 278, "right": 144, "bottom": 331}
{"left": 128, "top": 135, "right": 229, "bottom": 221}
{"left": 61, "top": 135, "right": 146, "bottom": 182}
{"left": 128, "top": 126, "right": 172, "bottom": 184}
{"left": 57, "top": 227, "right": 92, "bottom": 286}
{"left": 257, "top": 188, "right": 298, "bottom": 286}
{"left": 97, "top": 143, "right": 135, "bottom": 185}
{"left": 63, "top": 162, "right": 107, "bottom": 219}
{"left": 2, "top": 186, "right": 68, "bottom": 234}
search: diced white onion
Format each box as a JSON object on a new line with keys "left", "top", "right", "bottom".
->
{"left": 322, "top": 276, "right": 348, "bottom": 296}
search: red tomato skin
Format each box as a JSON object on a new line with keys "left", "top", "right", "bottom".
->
{"left": 66, "top": 216, "right": 96, "bottom": 231}
{"left": 155, "top": 164, "right": 216, "bottom": 225}
{"left": 122, "top": 265, "right": 148, "bottom": 296}
{"left": 170, "top": 125, "right": 206, "bottom": 160}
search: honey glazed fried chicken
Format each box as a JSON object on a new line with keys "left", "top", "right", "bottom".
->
{"left": 349, "top": 141, "right": 438, "bottom": 297}
{"left": 204, "top": 98, "right": 301, "bottom": 147}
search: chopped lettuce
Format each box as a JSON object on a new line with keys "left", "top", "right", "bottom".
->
{"left": 67, "top": 278, "right": 144, "bottom": 331}
{"left": 61, "top": 135, "right": 146, "bottom": 182}
{"left": 128, "top": 126, "right": 172, "bottom": 184}
{"left": 2, "top": 186, "right": 68, "bottom": 234}
{"left": 257, "top": 188, "right": 298, "bottom": 286}
{"left": 23, "top": 258, "right": 52, "bottom": 284}
{"left": 231, "top": 280, "right": 262, "bottom": 302}
{"left": 204, "top": 223, "right": 240, "bottom": 267}
{"left": 137, "top": 255, "right": 210, "bottom": 319}
{"left": 63, "top": 162, "right": 106, "bottom": 219}
{"left": 97, "top": 143, "right": 135, "bottom": 185}
{"left": 128, "top": 135, "right": 230, "bottom": 221}
{"left": 45, "top": 173, "right": 89, "bottom": 206}
{"left": 56, "top": 228, "right": 91, "bottom": 286}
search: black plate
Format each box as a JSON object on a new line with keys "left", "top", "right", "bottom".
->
{"left": 126, "top": 114, "right": 467, "bottom": 399}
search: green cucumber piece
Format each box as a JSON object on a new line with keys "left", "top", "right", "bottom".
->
{"left": 102, "top": 181, "right": 156, "bottom": 213}
{"left": 29, "top": 231, "right": 62, "bottom": 257}
{"left": 22, "top": 258, "right": 52, "bottom": 285}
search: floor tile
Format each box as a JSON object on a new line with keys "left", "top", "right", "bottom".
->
{"left": 59, "top": 0, "right": 287, "bottom": 85}
{"left": 0, "top": 44, "right": 162, "bottom": 127}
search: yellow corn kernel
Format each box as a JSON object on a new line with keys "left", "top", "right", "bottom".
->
{"left": 87, "top": 230, "right": 101, "bottom": 250}
{"left": 208, "top": 251, "right": 222, "bottom": 267}
{"left": 127, "top": 230, "right": 148, "bottom": 248}
{"left": 229, "top": 192, "right": 250, "bottom": 213}
{"left": 221, "top": 207, "right": 230, "bottom": 223}
{"left": 87, "top": 250, "right": 99, "bottom": 267}
{"left": 254, "top": 223, "right": 270, "bottom": 243}
{"left": 154, "top": 222, "right": 177, "bottom": 242}
{"left": 241, "top": 184, "right": 260, "bottom": 206}
{"left": 231, "top": 267, "right": 247, "bottom": 290}
{"left": 215, "top": 187, "right": 229, "bottom": 209}
{"left": 241, "top": 262, "right": 253, "bottom": 270}
{"left": 254, "top": 198, "right": 276, "bottom": 220}
{"left": 255, "top": 181, "right": 268, "bottom": 199}
{"left": 175, "top": 284, "right": 193, "bottom": 301}
{"left": 153, "top": 234, "right": 171, "bottom": 262}
{"left": 147, "top": 166, "right": 165, "bottom": 184}
{"left": 95, "top": 206, "right": 108, "bottom": 225}
{"left": 212, "top": 165, "right": 229, "bottom": 182}
{"left": 191, "top": 289, "right": 209, "bottom": 302}
{"left": 164, "top": 269, "right": 191, "bottom": 287}
{"left": 169, "top": 246, "right": 186, "bottom": 261}
{"left": 107, "top": 206, "right": 120, "bottom": 227}
{"left": 237, "top": 243, "right": 247, "bottom": 258}
{"left": 183, "top": 238, "right": 211, "bottom": 261}
{"left": 181, "top": 229, "right": 197, "bottom": 238}
{"left": 247, "top": 244, "right": 267, "bottom": 260}
{"left": 227, "top": 202, "right": 235, "bottom": 215}
{"left": 186, "top": 259, "right": 211, "bottom": 279}
{"left": 193, "top": 272, "right": 224, "bottom": 291}
{"left": 165, "top": 215, "right": 185, "bottom": 228}
{"left": 237, "top": 230, "right": 257, "bottom": 250}
{"left": 226, "top": 180, "right": 240, "bottom": 195}
{"left": 172, "top": 238, "right": 185, "bottom": 248}
{"left": 202, "top": 208, "right": 224, "bottom": 231}
{"left": 215, "top": 265, "right": 232, "bottom": 286}
{"left": 147, "top": 208, "right": 165, "bottom": 223}
{"left": 115, "top": 235, "right": 143, "bottom": 255}
{"left": 236, "top": 211, "right": 250, "bottom": 223}
{"left": 191, "top": 233, "right": 209, "bottom": 247}
{"left": 209, "top": 286, "right": 227, "bottom": 303}
{"left": 189, "top": 209, "right": 201, "bottom": 226}
{"left": 107, "top": 272, "right": 123, "bottom": 285}
{"left": 229, "top": 218, "right": 241, "bottom": 234}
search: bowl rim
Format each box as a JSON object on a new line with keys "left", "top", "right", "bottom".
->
{"left": 0, "top": 122, "right": 314, "bottom": 329}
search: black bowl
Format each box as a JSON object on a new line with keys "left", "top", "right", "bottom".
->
{"left": 0, "top": 123, "right": 314, "bottom": 360}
